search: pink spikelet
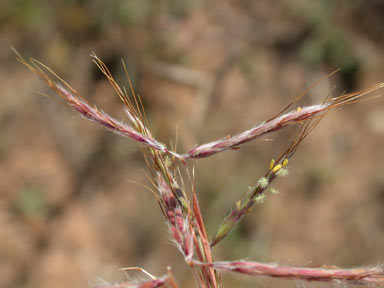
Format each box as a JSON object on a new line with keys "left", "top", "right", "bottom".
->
{"left": 186, "top": 82, "right": 384, "bottom": 159}
{"left": 157, "top": 174, "right": 194, "bottom": 260}
{"left": 209, "top": 260, "right": 384, "bottom": 285}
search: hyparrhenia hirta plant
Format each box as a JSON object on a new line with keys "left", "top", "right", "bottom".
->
{"left": 14, "top": 48, "right": 384, "bottom": 287}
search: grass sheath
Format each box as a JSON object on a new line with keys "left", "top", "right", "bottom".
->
{"left": 14, "top": 48, "right": 384, "bottom": 287}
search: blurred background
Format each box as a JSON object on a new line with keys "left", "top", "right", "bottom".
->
{"left": 1, "top": 0, "right": 384, "bottom": 287}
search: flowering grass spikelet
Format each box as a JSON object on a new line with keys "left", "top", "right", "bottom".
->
{"left": 254, "top": 193, "right": 266, "bottom": 204}
{"left": 257, "top": 177, "right": 269, "bottom": 189}
{"left": 270, "top": 187, "right": 279, "bottom": 195}
{"left": 276, "top": 167, "right": 289, "bottom": 177}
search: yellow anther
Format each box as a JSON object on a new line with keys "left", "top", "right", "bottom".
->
{"left": 297, "top": 106, "right": 302, "bottom": 112}
{"left": 272, "top": 164, "right": 282, "bottom": 173}
{"left": 270, "top": 187, "right": 279, "bottom": 194}
{"left": 236, "top": 200, "right": 242, "bottom": 210}
{"left": 269, "top": 159, "right": 275, "bottom": 170}
{"left": 282, "top": 158, "right": 288, "bottom": 167}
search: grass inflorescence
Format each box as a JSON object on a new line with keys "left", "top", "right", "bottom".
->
{"left": 14, "top": 48, "right": 384, "bottom": 287}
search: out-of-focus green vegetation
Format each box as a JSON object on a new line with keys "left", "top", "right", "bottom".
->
{"left": 14, "top": 185, "right": 47, "bottom": 220}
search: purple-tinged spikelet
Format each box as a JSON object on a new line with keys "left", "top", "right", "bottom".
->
{"left": 157, "top": 174, "right": 193, "bottom": 260}
{"left": 208, "top": 261, "right": 384, "bottom": 285}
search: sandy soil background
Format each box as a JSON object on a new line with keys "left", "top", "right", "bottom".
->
{"left": 1, "top": 1, "right": 384, "bottom": 287}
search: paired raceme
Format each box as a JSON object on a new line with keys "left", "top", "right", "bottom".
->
{"left": 14, "top": 48, "right": 384, "bottom": 163}
{"left": 15, "top": 48, "right": 384, "bottom": 287}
